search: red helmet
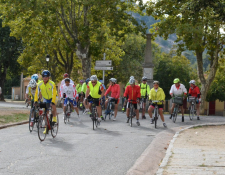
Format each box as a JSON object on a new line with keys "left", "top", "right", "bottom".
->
{"left": 64, "top": 73, "right": 69, "bottom": 78}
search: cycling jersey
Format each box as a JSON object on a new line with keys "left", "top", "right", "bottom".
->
{"left": 26, "top": 85, "right": 36, "bottom": 100}
{"left": 81, "top": 83, "right": 87, "bottom": 94}
{"left": 170, "top": 84, "right": 187, "bottom": 96}
{"left": 104, "top": 84, "right": 120, "bottom": 99}
{"left": 139, "top": 83, "right": 150, "bottom": 97}
{"left": 60, "top": 78, "right": 74, "bottom": 97}
{"left": 61, "top": 83, "right": 78, "bottom": 100}
{"left": 34, "top": 80, "right": 57, "bottom": 104}
{"left": 87, "top": 81, "right": 104, "bottom": 98}
{"left": 76, "top": 83, "right": 82, "bottom": 93}
{"left": 124, "top": 85, "right": 141, "bottom": 104}
{"left": 149, "top": 87, "right": 165, "bottom": 105}
{"left": 188, "top": 86, "right": 201, "bottom": 98}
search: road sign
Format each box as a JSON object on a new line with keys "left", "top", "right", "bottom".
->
{"left": 95, "top": 60, "right": 112, "bottom": 66}
{"left": 94, "top": 66, "right": 113, "bottom": 70}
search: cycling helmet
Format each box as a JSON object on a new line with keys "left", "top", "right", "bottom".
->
{"left": 31, "top": 74, "right": 38, "bottom": 81}
{"left": 85, "top": 78, "right": 90, "bottom": 84}
{"left": 153, "top": 80, "right": 159, "bottom": 84}
{"left": 29, "top": 79, "right": 37, "bottom": 88}
{"left": 142, "top": 76, "right": 147, "bottom": 81}
{"left": 110, "top": 78, "right": 117, "bottom": 83}
{"left": 42, "top": 70, "right": 51, "bottom": 77}
{"left": 189, "top": 80, "right": 196, "bottom": 85}
{"left": 80, "top": 80, "right": 84, "bottom": 83}
{"left": 173, "top": 78, "right": 180, "bottom": 84}
{"left": 129, "top": 78, "right": 135, "bottom": 84}
{"left": 65, "top": 78, "right": 70, "bottom": 82}
{"left": 99, "top": 80, "right": 103, "bottom": 83}
{"left": 90, "top": 75, "right": 98, "bottom": 81}
{"left": 64, "top": 73, "right": 69, "bottom": 77}
{"left": 130, "top": 76, "right": 134, "bottom": 79}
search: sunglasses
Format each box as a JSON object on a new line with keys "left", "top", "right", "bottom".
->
{"left": 42, "top": 75, "right": 49, "bottom": 78}
{"left": 91, "top": 81, "right": 97, "bottom": 84}
{"left": 153, "top": 83, "right": 159, "bottom": 85}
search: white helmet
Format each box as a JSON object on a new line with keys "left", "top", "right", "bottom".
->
{"left": 29, "top": 79, "right": 37, "bottom": 88}
{"left": 129, "top": 79, "right": 135, "bottom": 84}
{"left": 189, "top": 80, "right": 196, "bottom": 85}
{"left": 130, "top": 76, "right": 134, "bottom": 80}
{"left": 110, "top": 78, "right": 117, "bottom": 83}
{"left": 90, "top": 75, "right": 98, "bottom": 81}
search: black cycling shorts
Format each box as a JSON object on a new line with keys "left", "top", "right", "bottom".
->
{"left": 127, "top": 102, "right": 137, "bottom": 110}
{"left": 87, "top": 95, "right": 100, "bottom": 106}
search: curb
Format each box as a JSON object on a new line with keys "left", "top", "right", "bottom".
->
{"left": 0, "top": 120, "right": 29, "bottom": 130}
{"left": 156, "top": 122, "right": 225, "bottom": 175}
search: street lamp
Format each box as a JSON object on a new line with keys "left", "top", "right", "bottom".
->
{"left": 46, "top": 54, "right": 50, "bottom": 69}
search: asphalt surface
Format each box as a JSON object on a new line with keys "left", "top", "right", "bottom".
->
{"left": 0, "top": 101, "right": 225, "bottom": 175}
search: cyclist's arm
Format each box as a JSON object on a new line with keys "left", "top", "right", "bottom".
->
{"left": 147, "top": 85, "right": 150, "bottom": 96}
{"left": 34, "top": 85, "right": 39, "bottom": 102}
{"left": 85, "top": 88, "right": 90, "bottom": 99}
{"left": 100, "top": 84, "right": 104, "bottom": 98}
{"left": 51, "top": 83, "right": 57, "bottom": 104}
{"left": 169, "top": 85, "right": 174, "bottom": 96}
{"left": 104, "top": 85, "right": 111, "bottom": 96}
{"left": 115, "top": 84, "right": 120, "bottom": 99}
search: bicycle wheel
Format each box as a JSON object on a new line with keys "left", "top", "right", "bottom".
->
{"left": 173, "top": 107, "right": 178, "bottom": 123}
{"left": 38, "top": 115, "right": 47, "bottom": 141}
{"left": 189, "top": 105, "right": 194, "bottom": 120}
{"left": 51, "top": 114, "right": 59, "bottom": 138}
{"left": 154, "top": 109, "right": 158, "bottom": 129}
{"left": 29, "top": 108, "right": 34, "bottom": 132}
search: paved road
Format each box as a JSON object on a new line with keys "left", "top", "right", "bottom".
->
{"left": 0, "top": 102, "right": 225, "bottom": 175}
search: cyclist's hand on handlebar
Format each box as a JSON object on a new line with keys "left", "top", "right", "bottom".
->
{"left": 137, "top": 98, "right": 140, "bottom": 103}
{"left": 51, "top": 102, "right": 55, "bottom": 105}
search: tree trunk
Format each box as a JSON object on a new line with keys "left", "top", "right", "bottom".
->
{"left": 0, "top": 66, "right": 7, "bottom": 101}
{"left": 196, "top": 49, "right": 219, "bottom": 114}
{"left": 76, "top": 43, "right": 91, "bottom": 79}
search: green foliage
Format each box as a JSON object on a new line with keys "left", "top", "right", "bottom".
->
{"left": 153, "top": 53, "right": 197, "bottom": 99}
{"left": 206, "top": 59, "right": 225, "bottom": 102}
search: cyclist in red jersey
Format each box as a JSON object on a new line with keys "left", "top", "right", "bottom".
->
{"left": 188, "top": 80, "right": 201, "bottom": 120}
{"left": 124, "top": 79, "right": 141, "bottom": 126}
{"left": 104, "top": 78, "right": 120, "bottom": 121}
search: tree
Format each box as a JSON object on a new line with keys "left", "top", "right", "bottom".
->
{"left": 153, "top": 53, "right": 197, "bottom": 99}
{"left": 0, "top": 20, "right": 22, "bottom": 101}
{"left": 146, "top": 0, "right": 225, "bottom": 114}
{"left": 206, "top": 59, "right": 225, "bottom": 102}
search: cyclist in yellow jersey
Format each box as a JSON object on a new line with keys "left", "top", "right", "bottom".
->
{"left": 139, "top": 76, "right": 150, "bottom": 119}
{"left": 34, "top": 70, "right": 57, "bottom": 133}
{"left": 84, "top": 75, "right": 104, "bottom": 122}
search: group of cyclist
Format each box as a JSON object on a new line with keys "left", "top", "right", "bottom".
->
{"left": 25, "top": 70, "right": 201, "bottom": 130}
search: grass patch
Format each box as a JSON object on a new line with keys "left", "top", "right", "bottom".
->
{"left": 199, "top": 163, "right": 206, "bottom": 167}
{"left": 192, "top": 126, "right": 203, "bottom": 129}
{"left": 0, "top": 113, "right": 29, "bottom": 125}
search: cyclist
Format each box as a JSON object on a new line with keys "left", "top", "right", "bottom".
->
{"left": 104, "top": 78, "right": 120, "bottom": 121}
{"left": 84, "top": 75, "right": 105, "bottom": 122}
{"left": 122, "top": 76, "right": 135, "bottom": 112}
{"left": 148, "top": 81, "right": 167, "bottom": 128}
{"left": 76, "top": 80, "right": 84, "bottom": 107}
{"left": 188, "top": 80, "right": 201, "bottom": 120}
{"left": 99, "top": 80, "right": 106, "bottom": 112}
{"left": 169, "top": 78, "right": 187, "bottom": 122}
{"left": 61, "top": 78, "right": 79, "bottom": 119}
{"left": 60, "top": 73, "right": 74, "bottom": 109}
{"left": 26, "top": 79, "right": 37, "bottom": 127}
{"left": 25, "top": 74, "right": 39, "bottom": 106}
{"left": 124, "top": 78, "right": 141, "bottom": 126}
{"left": 31, "top": 74, "right": 40, "bottom": 83}
{"left": 82, "top": 78, "right": 89, "bottom": 110}
{"left": 34, "top": 70, "right": 57, "bottom": 134}
{"left": 139, "top": 76, "right": 150, "bottom": 119}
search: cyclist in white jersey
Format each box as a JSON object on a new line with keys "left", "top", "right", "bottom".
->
{"left": 60, "top": 78, "right": 79, "bottom": 119}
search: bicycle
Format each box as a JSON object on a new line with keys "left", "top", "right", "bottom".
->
{"left": 127, "top": 100, "right": 137, "bottom": 127}
{"left": 151, "top": 100, "right": 163, "bottom": 129}
{"left": 188, "top": 96, "right": 196, "bottom": 120}
{"left": 28, "top": 101, "right": 39, "bottom": 132}
{"left": 105, "top": 97, "right": 115, "bottom": 120}
{"left": 77, "top": 95, "right": 85, "bottom": 112}
{"left": 37, "top": 102, "right": 59, "bottom": 142}
{"left": 171, "top": 96, "right": 183, "bottom": 123}
{"left": 89, "top": 99, "right": 100, "bottom": 130}
{"left": 63, "top": 97, "right": 73, "bottom": 124}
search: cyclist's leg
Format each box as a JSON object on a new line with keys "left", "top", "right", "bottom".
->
{"left": 196, "top": 103, "right": 200, "bottom": 118}
{"left": 105, "top": 99, "right": 108, "bottom": 109}
{"left": 126, "top": 102, "right": 130, "bottom": 118}
{"left": 158, "top": 105, "right": 165, "bottom": 122}
{"left": 71, "top": 99, "right": 79, "bottom": 115}
{"left": 114, "top": 99, "right": 119, "bottom": 118}
{"left": 170, "top": 103, "right": 175, "bottom": 118}
{"left": 63, "top": 98, "right": 67, "bottom": 114}
{"left": 134, "top": 104, "right": 139, "bottom": 120}
{"left": 142, "top": 101, "right": 146, "bottom": 117}
{"left": 148, "top": 104, "right": 154, "bottom": 118}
